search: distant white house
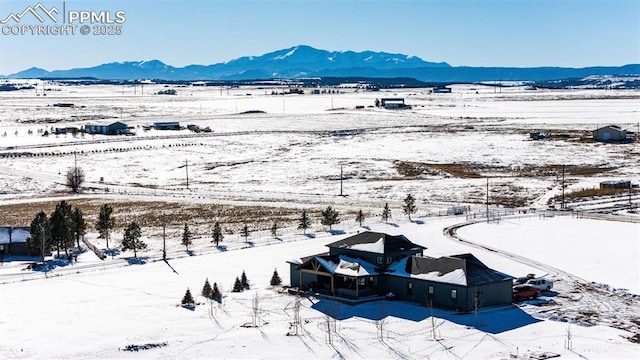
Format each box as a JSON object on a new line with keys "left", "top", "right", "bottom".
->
{"left": 593, "top": 125, "right": 627, "bottom": 142}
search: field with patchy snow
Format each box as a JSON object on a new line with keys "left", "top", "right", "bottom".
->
{"left": 0, "top": 83, "right": 639, "bottom": 359}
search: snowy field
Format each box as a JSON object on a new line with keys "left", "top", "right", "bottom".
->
{"left": 0, "top": 218, "right": 639, "bottom": 359}
{"left": 0, "top": 83, "right": 639, "bottom": 359}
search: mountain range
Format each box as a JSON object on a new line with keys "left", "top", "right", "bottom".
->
{"left": 3, "top": 45, "right": 639, "bottom": 82}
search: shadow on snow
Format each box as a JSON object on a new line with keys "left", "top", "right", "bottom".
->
{"left": 311, "top": 299, "right": 541, "bottom": 334}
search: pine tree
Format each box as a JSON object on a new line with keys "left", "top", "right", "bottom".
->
{"left": 321, "top": 206, "right": 340, "bottom": 231}
{"left": 202, "top": 278, "right": 213, "bottom": 298}
{"left": 28, "top": 211, "right": 51, "bottom": 258}
{"left": 212, "top": 221, "right": 224, "bottom": 247}
{"left": 181, "top": 288, "right": 195, "bottom": 307}
{"left": 96, "top": 204, "right": 115, "bottom": 249}
{"left": 182, "top": 223, "right": 192, "bottom": 251}
{"left": 212, "top": 282, "right": 222, "bottom": 300}
{"left": 49, "top": 200, "right": 74, "bottom": 259}
{"left": 122, "top": 221, "right": 146, "bottom": 258}
{"left": 381, "top": 203, "right": 391, "bottom": 224}
{"left": 403, "top": 193, "right": 417, "bottom": 222}
{"left": 232, "top": 277, "right": 243, "bottom": 292}
{"left": 356, "top": 209, "right": 365, "bottom": 227}
{"left": 270, "top": 268, "right": 282, "bottom": 286}
{"left": 298, "top": 209, "right": 311, "bottom": 234}
{"left": 72, "top": 207, "right": 86, "bottom": 249}
{"left": 271, "top": 220, "right": 278, "bottom": 237}
{"left": 241, "top": 224, "right": 250, "bottom": 242}
{"left": 241, "top": 270, "right": 249, "bottom": 289}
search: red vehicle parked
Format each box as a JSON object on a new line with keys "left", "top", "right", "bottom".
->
{"left": 513, "top": 284, "right": 541, "bottom": 302}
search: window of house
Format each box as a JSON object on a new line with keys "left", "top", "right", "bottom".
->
{"left": 359, "top": 277, "right": 365, "bottom": 286}
{"left": 428, "top": 285, "right": 434, "bottom": 299}
{"left": 376, "top": 256, "right": 383, "bottom": 264}
{"left": 385, "top": 256, "right": 392, "bottom": 264}
{"left": 451, "top": 289, "right": 457, "bottom": 300}
{"left": 407, "top": 282, "right": 413, "bottom": 296}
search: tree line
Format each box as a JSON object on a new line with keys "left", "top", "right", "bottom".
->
{"left": 26, "top": 194, "right": 418, "bottom": 261}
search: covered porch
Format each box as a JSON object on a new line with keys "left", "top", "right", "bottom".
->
{"left": 295, "top": 255, "right": 380, "bottom": 300}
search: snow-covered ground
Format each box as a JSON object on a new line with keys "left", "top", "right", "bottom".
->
{"left": 0, "top": 217, "right": 638, "bottom": 359}
{"left": 0, "top": 84, "right": 639, "bottom": 359}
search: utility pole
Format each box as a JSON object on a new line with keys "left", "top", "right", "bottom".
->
{"left": 40, "top": 224, "right": 45, "bottom": 263}
{"left": 339, "top": 164, "right": 343, "bottom": 196}
{"left": 486, "top": 177, "right": 489, "bottom": 223}
{"left": 561, "top": 165, "right": 565, "bottom": 210}
{"left": 185, "top": 159, "right": 189, "bottom": 190}
{"left": 162, "top": 214, "right": 166, "bottom": 261}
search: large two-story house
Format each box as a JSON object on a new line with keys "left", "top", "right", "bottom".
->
{"left": 288, "top": 231, "right": 513, "bottom": 311}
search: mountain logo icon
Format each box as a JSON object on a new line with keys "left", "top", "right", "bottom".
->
{"left": 1, "top": 2, "right": 59, "bottom": 24}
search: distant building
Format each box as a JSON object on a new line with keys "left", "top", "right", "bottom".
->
{"left": 593, "top": 125, "right": 627, "bottom": 142}
{"left": 380, "top": 98, "right": 410, "bottom": 109}
{"left": 0, "top": 226, "right": 30, "bottom": 257}
{"left": 432, "top": 86, "right": 452, "bottom": 93}
{"left": 53, "top": 103, "right": 75, "bottom": 108}
{"left": 85, "top": 122, "right": 129, "bottom": 135}
{"left": 600, "top": 180, "right": 631, "bottom": 190}
{"left": 153, "top": 121, "right": 180, "bottom": 130}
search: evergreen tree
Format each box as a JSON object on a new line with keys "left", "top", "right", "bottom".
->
{"left": 270, "top": 268, "right": 282, "bottom": 286}
{"left": 241, "top": 224, "right": 250, "bottom": 242}
{"left": 181, "top": 288, "right": 195, "bottom": 307}
{"left": 121, "top": 221, "right": 146, "bottom": 258}
{"left": 403, "top": 194, "right": 417, "bottom": 222}
{"left": 381, "top": 203, "right": 391, "bottom": 224}
{"left": 49, "top": 200, "right": 74, "bottom": 259}
{"left": 232, "top": 277, "right": 243, "bottom": 292}
{"left": 356, "top": 209, "right": 365, "bottom": 227}
{"left": 212, "top": 221, "right": 223, "bottom": 247}
{"left": 298, "top": 209, "right": 311, "bottom": 234}
{"left": 202, "top": 278, "right": 213, "bottom": 298}
{"left": 72, "top": 207, "right": 86, "bottom": 248}
{"left": 28, "top": 211, "right": 51, "bottom": 258}
{"left": 321, "top": 206, "right": 340, "bottom": 231}
{"left": 241, "top": 270, "right": 249, "bottom": 288}
{"left": 96, "top": 204, "right": 115, "bottom": 249}
{"left": 212, "top": 282, "right": 222, "bottom": 300}
{"left": 270, "top": 220, "right": 278, "bottom": 237}
{"left": 182, "top": 223, "right": 192, "bottom": 251}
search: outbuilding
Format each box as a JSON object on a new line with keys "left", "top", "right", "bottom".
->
{"left": 593, "top": 125, "right": 627, "bottom": 142}
{"left": 153, "top": 121, "right": 180, "bottom": 130}
{"left": 0, "top": 226, "right": 30, "bottom": 257}
{"left": 85, "top": 122, "right": 129, "bottom": 135}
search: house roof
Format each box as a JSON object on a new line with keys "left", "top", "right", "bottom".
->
{"left": 290, "top": 253, "right": 379, "bottom": 277}
{"left": 326, "top": 231, "right": 425, "bottom": 254}
{"left": 387, "top": 253, "right": 512, "bottom": 286}
{"left": 0, "top": 227, "right": 30, "bottom": 244}
{"left": 595, "top": 125, "right": 624, "bottom": 131}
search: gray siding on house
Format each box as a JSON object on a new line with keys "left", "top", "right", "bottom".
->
{"left": 381, "top": 276, "right": 513, "bottom": 311}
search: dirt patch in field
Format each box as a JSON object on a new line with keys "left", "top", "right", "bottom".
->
{"left": 0, "top": 198, "right": 301, "bottom": 233}
{"left": 394, "top": 161, "right": 617, "bottom": 180}
{"left": 394, "top": 161, "right": 482, "bottom": 179}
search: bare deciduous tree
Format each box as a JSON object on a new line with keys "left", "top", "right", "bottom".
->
{"left": 65, "top": 166, "right": 85, "bottom": 193}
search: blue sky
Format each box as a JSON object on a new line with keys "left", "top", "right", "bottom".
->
{"left": 0, "top": 0, "right": 639, "bottom": 75}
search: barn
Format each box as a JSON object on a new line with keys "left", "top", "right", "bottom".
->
{"left": 85, "top": 122, "right": 129, "bottom": 135}
{"left": 593, "top": 125, "right": 627, "bottom": 142}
